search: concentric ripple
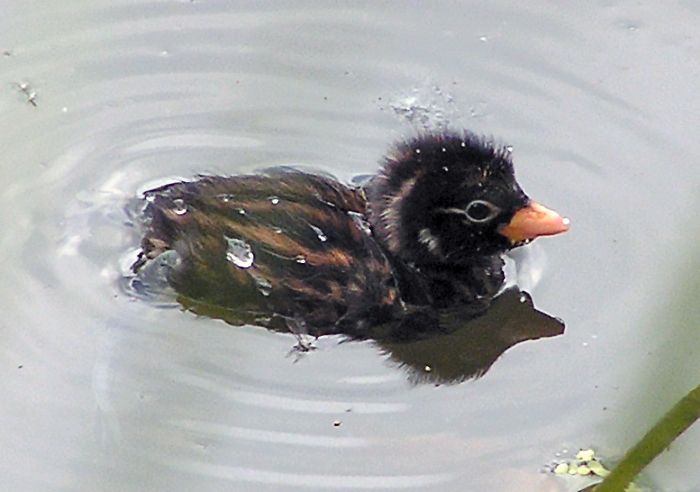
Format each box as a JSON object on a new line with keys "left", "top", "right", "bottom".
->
{"left": 2, "top": 1, "right": 700, "bottom": 491}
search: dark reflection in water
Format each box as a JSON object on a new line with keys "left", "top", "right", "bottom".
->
{"left": 134, "top": 263, "right": 563, "bottom": 384}
{"left": 378, "top": 288, "right": 564, "bottom": 384}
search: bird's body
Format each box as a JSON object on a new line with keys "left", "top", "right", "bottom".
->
{"left": 134, "top": 131, "right": 568, "bottom": 340}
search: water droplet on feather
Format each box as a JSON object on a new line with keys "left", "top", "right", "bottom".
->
{"left": 309, "top": 224, "right": 327, "bottom": 242}
{"left": 217, "top": 193, "right": 234, "bottom": 202}
{"left": 225, "top": 236, "right": 254, "bottom": 268}
{"left": 172, "top": 198, "right": 187, "bottom": 215}
{"left": 252, "top": 274, "right": 272, "bottom": 296}
{"left": 348, "top": 211, "right": 372, "bottom": 235}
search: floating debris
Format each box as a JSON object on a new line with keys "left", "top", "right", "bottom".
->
{"left": 549, "top": 448, "right": 645, "bottom": 491}
{"left": 16, "top": 81, "right": 37, "bottom": 107}
{"left": 576, "top": 449, "right": 596, "bottom": 462}
{"left": 551, "top": 448, "right": 610, "bottom": 478}
{"left": 587, "top": 460, "right": 609, "bottom": 478}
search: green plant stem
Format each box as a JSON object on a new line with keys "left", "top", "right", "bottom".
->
{"left": 593, "top": 383, "right": 700, "bottom": 492}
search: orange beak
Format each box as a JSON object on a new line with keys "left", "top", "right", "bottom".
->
{"left": 498, "top": 201, "right": 569, "bottom": 244}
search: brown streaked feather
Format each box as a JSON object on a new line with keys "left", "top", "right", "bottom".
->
{"left": 135, "top": 170, "right": 401, "bottom": 335}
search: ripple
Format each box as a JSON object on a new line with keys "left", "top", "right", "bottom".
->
{"left": 171, "top": 373, "right": 409, "bottom": 415}
{"left": 126, "top": 132, "right": 261, "bottom": 152}
{"left": 170, "top": 419, "right": 367, "bottom": 448}
{"left": 157, "top": 458, "right": 453, "bottom": 489}
{"left": 2, "top": 1, "right": 700, "bottom": 490}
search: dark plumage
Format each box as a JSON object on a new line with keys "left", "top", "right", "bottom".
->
{"left": 133, "top": 130, "right": 568, "bottom": 340}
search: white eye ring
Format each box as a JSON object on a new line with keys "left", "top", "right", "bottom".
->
{"left": 465, "top": 199, "right": 500, "bottom": 223}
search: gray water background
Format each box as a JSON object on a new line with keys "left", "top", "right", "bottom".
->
{"left": 1, "top": 2, "right": 699, "bottom": 491}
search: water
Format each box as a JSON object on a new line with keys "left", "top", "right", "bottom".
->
{"left": 2, "top": 2, "right": 699, "bottom": 491}
{"left": 225, "top": 236, "right": 255, "bottom": 269}
{"left": 309, "top": 224, "right": 328, "bottom": 242}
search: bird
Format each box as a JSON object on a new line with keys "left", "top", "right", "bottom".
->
{"left": 132, "top": 130, "right": 568, "bottom": 342}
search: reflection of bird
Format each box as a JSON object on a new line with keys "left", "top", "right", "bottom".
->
{"left": 378, "top": 288, "right": 565, "bottom": 384}
{"left": 133, "top": 131, "right": 568, "bottom": 339}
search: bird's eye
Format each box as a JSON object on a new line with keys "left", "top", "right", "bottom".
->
{"left": 465, "top": 200, "right": 500, "bottom": 223}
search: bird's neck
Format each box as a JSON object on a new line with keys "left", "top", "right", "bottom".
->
{"left": 381, "top": 249, "right": 505, "bottom": 308}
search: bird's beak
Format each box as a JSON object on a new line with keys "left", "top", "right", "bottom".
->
{"left": 498, "top": 201, "right": 569, "bottom": 244}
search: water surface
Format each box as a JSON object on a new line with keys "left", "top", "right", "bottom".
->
{"left": 2, "top": 2, "right": 699, "bottom": 491}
